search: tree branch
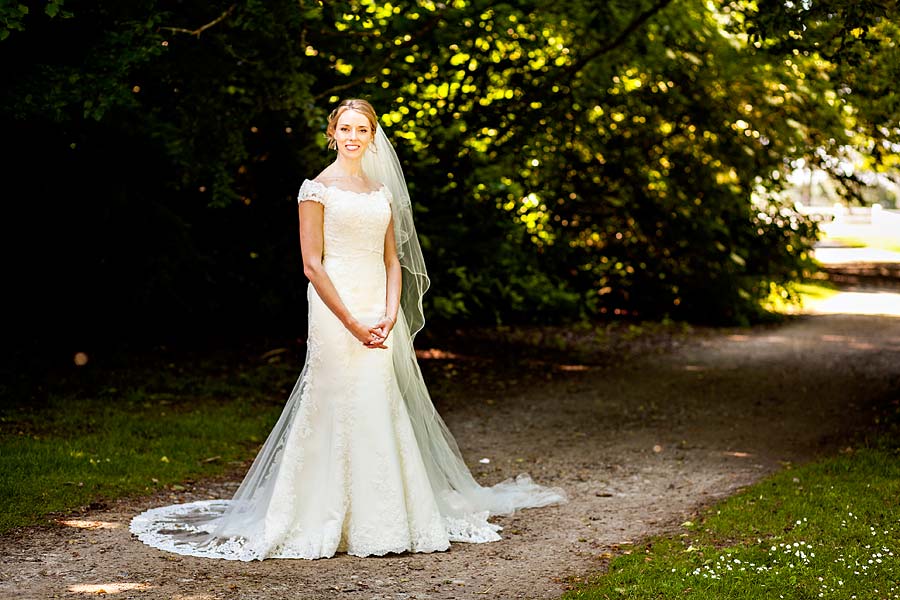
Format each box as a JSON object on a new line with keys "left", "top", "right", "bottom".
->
{"left": 161, "top": 4, "right": 236, "bottom": 38}
{"left": 565, "top": 0, "right": 674, "bottom": 79}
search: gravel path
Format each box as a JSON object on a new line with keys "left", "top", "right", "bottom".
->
{"left": 2, "top": 309, "right": 899, "bottom": 600}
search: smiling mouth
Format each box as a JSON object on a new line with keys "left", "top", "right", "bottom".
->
{"left": 345, "top": 144, "right": 360, "bottom": 151}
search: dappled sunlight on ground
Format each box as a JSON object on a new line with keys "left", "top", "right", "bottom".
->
{"left": 68, "top": 582, "right": 153, "bottom": 594}
{"left": 416, "top": 348, "right": 465, "bottom": 360}
{"left": 807, "top": 240, "right": 900, "bottom": 317}
{"left": 58, "top": 519, "right": 121, "bottom": 530}
{"left": 806, "top": 290, "right": 900, "bottom": 317}
{"left": 754, "top": 335, "right": 789, "bottom": 344}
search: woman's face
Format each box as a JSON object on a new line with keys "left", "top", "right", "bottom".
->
{"left": 334, "top": 109, "right": 373, "bottom": 159}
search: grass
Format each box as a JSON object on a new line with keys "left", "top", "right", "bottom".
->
{"left": 0, "top": 345, "right": 299, "bottom": 532}
{"left": 763, "top": 279, "right": 841, "bottom": 315}
{"left": 826, "top": 235, "right": 900, "bottom": 255}
{"left": 563, "top": 433, "right": 900, "bottom": 600}
{"left": 794, "top": 280, "right": 841, "bottom": 303}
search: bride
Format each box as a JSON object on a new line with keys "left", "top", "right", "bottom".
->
{"left": 130, "top": 98, "right": 566, "bottom": 560}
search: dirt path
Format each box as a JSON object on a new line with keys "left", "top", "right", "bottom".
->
{"left": 2, "top": 308, "right": 899, "bottom": 599}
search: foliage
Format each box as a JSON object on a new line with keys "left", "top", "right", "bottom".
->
{"left": 2, "top": 0, "right": 898, "bottom": 349}
{"left": 564, "top": 439, "right": 900, "bottom": 600}
{"left": 737, "top": 0, "right": 900, "bottom": 186}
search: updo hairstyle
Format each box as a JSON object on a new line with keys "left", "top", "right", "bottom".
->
{"left": 325, "top": 99, "right": 378, "bottom": 150}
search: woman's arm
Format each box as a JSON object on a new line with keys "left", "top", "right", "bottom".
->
{"left": 368, "top": 217, "right": 402, "bottom": 349}
{"left": 298, "top": 200, "right": 378, "bottom": 345}
{"left": 383, "top": 217, "right": 402, "bottom": 324}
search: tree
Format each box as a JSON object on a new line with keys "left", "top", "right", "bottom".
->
{"left": 2, "top": 0, "right": 897, "bottom": 353}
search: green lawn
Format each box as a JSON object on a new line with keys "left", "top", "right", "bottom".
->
{"left": 564, "top": 436, "right": 900, "bottom": 600}
{"left": 764, "top": 279, "right": 841, "bottom": 315}
{"left": 825, "top": 234, "right": 900, "bottom": 255}
{"left": 0, "top": 347, "right": 297, "bottom": 532}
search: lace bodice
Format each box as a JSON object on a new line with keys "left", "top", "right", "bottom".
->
{"left": 298, "top": 179, "right": 393, "bottom": 261}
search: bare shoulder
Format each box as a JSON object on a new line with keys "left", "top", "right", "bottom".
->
{"left": 312, "top": 166, "right": 336, "bottom": 186}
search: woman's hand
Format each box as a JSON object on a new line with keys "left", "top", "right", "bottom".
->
{"left": 347, "top": 319, "right": 381, "bottom": 347}
{"left": 365, "top": 316, "right": 395, "bottom": 349}
{"left": 346, "top": 318, "right": 392, "bottom": 349}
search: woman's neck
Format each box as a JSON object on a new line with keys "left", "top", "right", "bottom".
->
{"left": 332, "top": 154, "right": 365, "bottom": 178}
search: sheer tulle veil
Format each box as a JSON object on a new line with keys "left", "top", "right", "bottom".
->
{"left": 129, "top": 119, "right": 566, "bottom": 561}
{"left": 360, "top": 123, "right": 566, "bottom": 528}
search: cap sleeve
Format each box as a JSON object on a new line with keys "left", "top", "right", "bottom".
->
{"left": 298, "top": 179, "right": 328, "bottom": 206}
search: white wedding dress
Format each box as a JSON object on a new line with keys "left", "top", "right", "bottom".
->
{"left": 129, "top": 179, "right": 565, "bottom": 561}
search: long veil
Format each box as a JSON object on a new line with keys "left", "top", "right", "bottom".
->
{"left": 129, "top": 122, "right": 566, "bottom": 561}
{"left": 361, "top": 125, "right": 567, "bottom": 527}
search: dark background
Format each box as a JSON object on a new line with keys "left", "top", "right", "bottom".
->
{"left": 2, "top": 0, "right": 897, "bottom": 363}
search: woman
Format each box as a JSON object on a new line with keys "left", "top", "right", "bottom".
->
{"left": 130, "top": 99, "right": 566, "bottom": 560}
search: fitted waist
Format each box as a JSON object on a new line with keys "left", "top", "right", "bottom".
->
{"left": 324, "top": 248, "right": 384, "bottom": 260}
{"left": 324, "top": 254, "right": 385, "bottom": 282}
{"left": 316, "top": 255, "right": 387, "bottom": 320}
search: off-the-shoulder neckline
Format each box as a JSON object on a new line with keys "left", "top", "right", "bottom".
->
{"left": 305, "top": 178, "right": 386, "bottom": 196}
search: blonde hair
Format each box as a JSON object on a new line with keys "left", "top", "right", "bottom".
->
{"left": 325, "top": 98, "right": 378, "bottom": 150}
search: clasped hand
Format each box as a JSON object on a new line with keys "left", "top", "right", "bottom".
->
{"left": 348, "top": 316, "right": 394, "bottom": 349}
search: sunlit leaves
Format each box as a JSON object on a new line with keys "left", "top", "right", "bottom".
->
{"left": 4, "top": 0, "right": 896, "bottom": 329}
